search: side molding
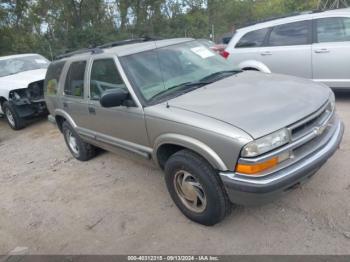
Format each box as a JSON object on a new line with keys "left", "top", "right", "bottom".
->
{"left": 153, "top": 133, "right": 228, "bottom": 171}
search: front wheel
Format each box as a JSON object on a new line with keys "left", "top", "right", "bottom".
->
{"left": 62, "top": 121, "right": 97, "bottom": 161}
{"left": 2, "top": 101, "right": 25, "bottom": 130}
{"left": 164, "top": 150, "right": 231, "bottom": 226}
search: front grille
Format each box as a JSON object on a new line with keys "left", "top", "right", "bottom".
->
{"left": 289, "top": 101, "right": 333, "bottom": 141}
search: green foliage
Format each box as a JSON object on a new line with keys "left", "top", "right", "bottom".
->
{"left": 0, "top": 0, "right": 338, "bottom": 58}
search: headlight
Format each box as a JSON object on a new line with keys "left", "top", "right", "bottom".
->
{"left": 241, "top": 128, "right": 290, "bottom": 157}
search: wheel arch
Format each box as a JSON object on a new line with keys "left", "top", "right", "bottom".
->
{"left": 53, "top": 109, "right": 77, "bottom": 133}
{"left": 238, "top": 60, "right": 271, "bottom": 73}
{"left": 153, "top": 134, "right": 228, "bottom": 171}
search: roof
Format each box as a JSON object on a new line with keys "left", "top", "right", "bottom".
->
{"left": 237, "top": 7, "right": 350, "bottom": 33}
{"left": 0, "top": 53, "right": 40, "bottom": 61}
{"left": 57, "top": 38, "right": 194, "bottom": 61}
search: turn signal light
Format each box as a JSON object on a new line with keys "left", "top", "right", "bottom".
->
{"left": 236, "top": 157, "right": 278, "bottom": 175}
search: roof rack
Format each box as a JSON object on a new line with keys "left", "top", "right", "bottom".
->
{"left": 98, "top": 36, "right": 160, "bottom": 49}
{"left": 239, "top": 9, "right": 324, "bottom": 28}
{"left": 55, "top": 36, "right": 161, "bottom": 60}
{"left": 55, "top": 47, "right": 103, "bottom": 60}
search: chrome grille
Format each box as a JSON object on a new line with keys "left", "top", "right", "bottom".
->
{"left": 288, "top": 101, "right": 333, "bottom": 141}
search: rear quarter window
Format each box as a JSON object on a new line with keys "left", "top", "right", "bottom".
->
{"left": 45, "top": 61, "right": 66, "bottom": 96}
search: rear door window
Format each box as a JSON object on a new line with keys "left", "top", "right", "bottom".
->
{"left": 90, "top": 58, "right": 127, "bottom": 100}
{"left": 45, "top": 61, "right": 65, "bottom": 96}
{"left": 316, "top": 17, "right": 350, "bottom": 43}
{"left": 64, "top": 61, "right": 86, "bottom": 98}
{"left": 235, "top": 28, "right": 269, "bottom": 48}
{"left": 268, "top": 21, "right": 310, "bottom": 46}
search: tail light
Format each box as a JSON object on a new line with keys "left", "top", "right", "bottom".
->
{"left": 220, "top": 50, "right": 230, "bottom": 59}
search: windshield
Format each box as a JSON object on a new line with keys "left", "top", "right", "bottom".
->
{"left": 0, "top": 55, "right": 49, "bottom": 77}
{"left": 120, "top": 40, "right": 239, "bottom": 104}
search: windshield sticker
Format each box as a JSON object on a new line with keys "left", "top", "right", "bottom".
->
{"left": 35, "top": 59, "right": 48, "bottom": 64}
{"left": 190, "top": 46, "right": 215, "bottom": 59}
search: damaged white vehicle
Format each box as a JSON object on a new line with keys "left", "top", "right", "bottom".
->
{"left": 0, "top": 54, "right": 49, "bottom": 129}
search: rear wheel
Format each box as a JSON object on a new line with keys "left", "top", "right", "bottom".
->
{"left": 2, "top": 101, "right": 25, "bottom": 130}
{"left": 164, "top": 149, "right": 231, "bottom": 226}
{"left": 62, "top": 121, "right": 96, "bottom": 161}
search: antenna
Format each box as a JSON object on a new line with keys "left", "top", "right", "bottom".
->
{"left": 318, "top": 0, "right": 349, "bottom": 10}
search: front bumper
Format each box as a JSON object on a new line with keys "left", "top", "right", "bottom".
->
{"left": 220, "top": 118, "right": 344, "bottom": 206}
{"left": 10, "top": 99, "right": 47, "bottom": 119}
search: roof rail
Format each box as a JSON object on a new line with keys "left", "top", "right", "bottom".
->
{"left": 239, "top": 9, "right": 323, "bottom": 28}
{"left": 55, "top": 47, "right": 103, "bottom": 60}
{"left": 98, "top": 36, "right": 160, "bottom": 49}
{"left": 55, "top": 36, "right": 161, "bottom": 60}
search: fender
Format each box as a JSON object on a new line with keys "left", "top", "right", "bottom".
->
{"left": 238, "top": 60, "right": 271, "bottom": 73}
{"left": 54, "top": 108, "right": 78, "bottom": 129}
{"left": 153, "top": 133, "right": 228, "bottom": 171}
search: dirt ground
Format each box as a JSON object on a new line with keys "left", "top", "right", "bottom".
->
{"left": 0, "top": 93, "right": 349, "bottom": 255}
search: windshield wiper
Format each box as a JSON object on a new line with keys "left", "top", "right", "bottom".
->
{"left": 199, "top": 70, "right": 242, "bottom": 82}
{"left": 149, "top": 81, "right": 211, "bottom": 102}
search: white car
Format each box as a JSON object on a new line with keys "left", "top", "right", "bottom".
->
{"left": 0, "top": 54, "right": 49, "bottom": 129}
{"left": 225, "top": 8, "right": 350, "bottom": 89}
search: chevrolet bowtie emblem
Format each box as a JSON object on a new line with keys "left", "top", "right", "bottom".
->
{"left": 313, "top": 125, "right": 327, "bottom": 136}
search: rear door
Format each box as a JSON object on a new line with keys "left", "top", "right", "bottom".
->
{"left": 61, "top": 60, "right": 92, "bottom": 136}
{"left": 312, "top": 16, "right": 350, "bottom": 88}
{"left": 260, "top": 20, "right": 313, "bottom": 78}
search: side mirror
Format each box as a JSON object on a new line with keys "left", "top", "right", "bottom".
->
{"left": 100, "top": 89, "right": 129, "bottom": 108}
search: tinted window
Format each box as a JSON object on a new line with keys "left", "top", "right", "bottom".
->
{"left": 268, "top": 21, "right": 309, "bottom": 46}
{"left": 45, "top": 61, "right": 65, "bottom": 96}
{"left": 90, "top": 59, "right": 127, "bottom": 100}
{"left": 317, "top": 17, "right": 350, "bottom": 43}
{"left": 64, "top": 61, "right": 86, "bottom": 97}
{"left": 236, "top": 28, "right": 269, "bottom": 48}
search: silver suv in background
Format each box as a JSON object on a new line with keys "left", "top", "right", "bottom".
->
{"left": 225, "top": 8, "right": 350, "bottom": 89}
{"left": 45, "top": 38, "right": 343, "bottom": 225}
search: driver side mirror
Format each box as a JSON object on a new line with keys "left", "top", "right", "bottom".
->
{"left": 100, "top": 89, "right": 129, "bottom": 108}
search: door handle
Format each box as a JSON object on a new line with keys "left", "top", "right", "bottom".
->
{"left": 88, "top": 106, "right": 96, "bottom": 115}
{"left": 63, "top": 102, "right": 68, "bottom": 108}
{"left": 261, "top": 51, "right": 272, "bottom": 56}
{"left": 314, "top": 48, "right": 330, "bottom": 54}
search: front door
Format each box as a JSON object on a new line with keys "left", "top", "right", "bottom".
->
{"left": 85, "top": 57, "right": 150, "bottom": 155}
{"left": 259, "top": 20, "right": 313, "bottom": 79}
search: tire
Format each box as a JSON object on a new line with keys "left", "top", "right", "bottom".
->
{"left": 2, "top": 101, "right": 26, "bottom": 130}
{"left": 62, "top": 121, "right": 96, "bottom": 161}
{"left": 164, "top": 149, "right": 231, "bottom": 226}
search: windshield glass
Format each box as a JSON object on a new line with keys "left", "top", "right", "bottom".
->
{"left": 0, "top": 55, "right": 49, "bottom": 77}
{"left": 120, "top": 40, "right": 239, "bottom": 104}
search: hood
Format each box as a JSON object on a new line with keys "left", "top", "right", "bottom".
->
{"left": 167, "top": 71, "right": 331, "bottom": 139}
{"left": 0, "top": 68, "right": 47, "bottom": 92}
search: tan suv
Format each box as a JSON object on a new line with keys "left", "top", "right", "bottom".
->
{"left": 45, "top": 38, "right": 343, "bottom": 225}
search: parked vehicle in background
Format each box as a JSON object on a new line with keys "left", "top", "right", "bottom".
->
{"left": 0, "top": 54, "right": 49, "bottom": 129}
{"left": 225, "top": 8, "right": 350, "bottom": 89}
{"left": 45, "top": 38, "right": 343, "bottom": 225}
